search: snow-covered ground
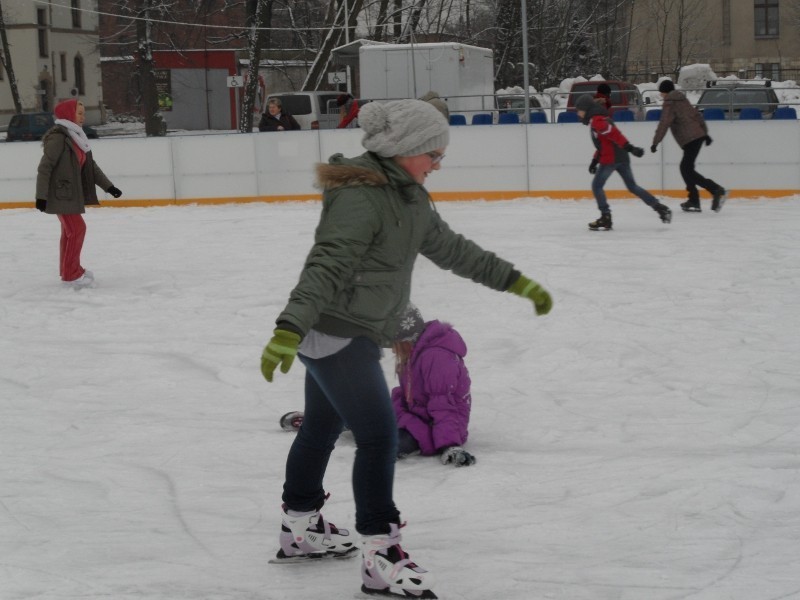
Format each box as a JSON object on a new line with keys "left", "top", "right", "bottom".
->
{"left": 2, "top": 195, "right": 799, "bottom": 600}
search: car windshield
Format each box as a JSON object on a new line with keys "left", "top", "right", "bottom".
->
{"left": 497, "top": 97, "right": 541, "bottom": 113}
{"left": 272, "top": 96, "right": 312, "bottom": 115}
{"left": 701, "top": 88, "right": 772, "bottom": 107}
{"left": 569, "top": 84, "right": 636, "bottom": 108}
{"left": 32, "top": 114, "right": 52, "bottom": 127}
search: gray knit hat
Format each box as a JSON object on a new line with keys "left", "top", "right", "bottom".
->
{"left": 360, "top": 99, "right": 450, "bottom": 158}
{"left": 575, "top": 94, "right": 595, "bottom": 112}
{"left": 394, "top": 303, "right": 425, "bottom": 343}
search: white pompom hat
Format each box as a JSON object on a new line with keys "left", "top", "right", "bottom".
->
{"left": 360, "top": 99, "right": 450, "bottom": 158}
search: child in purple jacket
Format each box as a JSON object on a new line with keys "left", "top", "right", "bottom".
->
{"left": 280, "top": 304, "right": 476, "bottom": 467}
{"left": 391, "top": 304, "right": 476, "bottom": 467}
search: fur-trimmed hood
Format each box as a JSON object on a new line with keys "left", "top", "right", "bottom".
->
{"left": 315, "top": 151, "right": 415, "bottom": 191}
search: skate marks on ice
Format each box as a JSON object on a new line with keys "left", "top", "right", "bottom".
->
{"left": 2, "top": 198, "right": 800, "bottom": 599}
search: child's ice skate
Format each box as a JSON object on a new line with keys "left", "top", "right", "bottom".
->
{"left": 269, "top": 503, "right": 358, "bottom": 563}
{"left": 361, "top": 523, "right": 437, "bottom": 598}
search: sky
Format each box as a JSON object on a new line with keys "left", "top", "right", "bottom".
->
{"left": 1, "top": 192, "right": 799, "bottom": 600}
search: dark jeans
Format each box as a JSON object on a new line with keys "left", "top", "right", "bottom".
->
{"left": 681, "top": 137, "right": 720, "bottom": 200}
{"left": 283, "top": 336, "right": 400, "bottom": 535}
{"left": 591, "top": 162, "right": 659, "bottom": 214}
{"left": 398, "top": 428, "right": 421, "bottom": 457}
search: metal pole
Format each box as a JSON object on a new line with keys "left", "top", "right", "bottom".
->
{"left": 344, "top": 0, "right": 352, "bottom": 93}
{"left": 520, "top": 0, "right": 530, "bottom": 192}
{"left": 521, "top": 0, "right": 530, "bottom": 119}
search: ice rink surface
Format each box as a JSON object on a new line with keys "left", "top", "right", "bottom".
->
{"left": 1, "top": 197, "right": 799, "bottom": 599}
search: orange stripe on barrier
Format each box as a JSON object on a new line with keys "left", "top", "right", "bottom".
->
{"left": 2, "top": 189, "right": 797, "bottom": 210}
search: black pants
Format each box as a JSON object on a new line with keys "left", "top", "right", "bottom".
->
{"left": 681, "top": 137, "right": 720, "bottom": 201}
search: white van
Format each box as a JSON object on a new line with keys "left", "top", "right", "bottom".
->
{"left": 267, "top": 91, "right": 342, "bottom": 130}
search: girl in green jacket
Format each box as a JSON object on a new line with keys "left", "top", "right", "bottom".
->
{"left": 261, "top": 99, "right": 552, "bottom": 599}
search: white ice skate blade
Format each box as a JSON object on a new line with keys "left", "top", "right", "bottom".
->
{"left": 269, "top": 546, "right": 359, "bottom": 564}
{"left": 360, "top": 584, "right": 438, "bottom": 599}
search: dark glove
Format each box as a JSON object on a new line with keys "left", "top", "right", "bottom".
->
{"left": 508, "top": 274, "right": 552, "bottom": 316}
{"left": 624, "top": 143, "right": 644, "bottom": 157}
{"left": 106, "top": 186, "right": 122, "bottom": 198}
{"left": 704, "top": 136, "right": 713, "bottom": 146}
{"left": 35, "top": 199, "right": 47, "bottom": 212}
{"left": 441, "top": 446, "right": 476, "bottom": 467}
{"left": 261, "top": 328, "right": 301, "bottom": 382}
{"left": 588, "top": 159, "right": 598, "bottom": 174}
{"left": 650, "top": 145, "right": 658, "bottom": 153}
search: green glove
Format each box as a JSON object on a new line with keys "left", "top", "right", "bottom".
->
{"left": 261, "top": 328, "right": 301, "bottom": 382}
{"left": 508, "top": 274, "right": 553, "bottom": 316}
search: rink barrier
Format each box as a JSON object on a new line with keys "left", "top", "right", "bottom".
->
{"left": 2, "top": 121, "right": 798, "bottom": 209}
{"left": 2, "top": 188, "right": 795, "bottom": 211}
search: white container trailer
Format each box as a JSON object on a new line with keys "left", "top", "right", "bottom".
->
{"left": 358, "top": 43, "right": 495, "bottom": 117}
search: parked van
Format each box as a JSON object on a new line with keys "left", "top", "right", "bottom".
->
{"left": 566, "top": 80, "right": 644, "bottom": 120}
{"left": 266, "top": 91, "right": 342, "bottom": 130}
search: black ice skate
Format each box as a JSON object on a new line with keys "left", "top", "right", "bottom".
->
{"left": 655, "top": 203, "right": 672, "bottom": 224}
{"left": 711, "top": 187, "right": 727, "bottom": 212}
{"left": 588, "top": 212, "right": 612, "bottom": 231}
{"left": 680, "top": 199, "right": 701, "bottom": 212}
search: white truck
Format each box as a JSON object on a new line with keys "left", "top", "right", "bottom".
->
{"left": 358, "top": 42, "right": 495, "bottom": 119}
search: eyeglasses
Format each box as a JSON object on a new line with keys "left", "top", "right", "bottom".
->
{"left": 426, "top": 151, "right": 445, "bottom": 165}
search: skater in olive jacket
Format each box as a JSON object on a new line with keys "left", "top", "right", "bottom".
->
{"left": 35, "top": 98, "right": 121, "bottom": 286}
{"left": 259, "top": 99, "right": 552, "bottom": 598}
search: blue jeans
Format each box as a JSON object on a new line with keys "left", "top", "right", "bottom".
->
{"left": 283, "top": 336, "right": 400, "bottom": 535}
{"left": 592, "top": 162, "right": 659, "bottom": 213}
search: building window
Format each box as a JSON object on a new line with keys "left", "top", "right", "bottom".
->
{"left": 60, "top": 53, "right": 67, "bottom": 81}
{"left": 74, "top": 55, "right": 85, "bottom": 95}
{"left": 754, "top": 0, "right": 779, "bottom": 37}
{"left": 37, "top": 8, "right": 48, "bottom": 58}
{"left": 71, "top": 0, "right": 81, "bottom": 28}
{"left": 755, "top": 62, "right": 781, "bottom": 80}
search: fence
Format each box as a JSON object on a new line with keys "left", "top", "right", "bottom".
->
{"left": 2, "top": 118, "right": 798, "bottom": 209}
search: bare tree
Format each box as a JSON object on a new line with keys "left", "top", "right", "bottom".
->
{"left": 645, "top": 0, "right": 709, "bottom": 78}
{"left": 0, "top": 0, "right": 21, "bottom": 113}
{"left": 240, "top": 0, "right": 273, "bottom": 132}
{"left": 303, "top": 0, "right": 364, "bottom": 91}
{"left": 135, "top": 0, "right": 165, "bottom": 136}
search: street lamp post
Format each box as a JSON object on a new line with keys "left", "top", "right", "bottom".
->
{"left": 521, "top": 0, "right": 530, "bottom": 118}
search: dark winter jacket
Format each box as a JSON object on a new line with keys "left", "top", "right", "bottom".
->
{"left": 391, "top": 320, "right": 472, "bottom": 455}
{"left": 258, "top": 111, "right": 301, "bottom": 132}
{"left": 35, "top": 126, "right": 113, "bottom": 215}
{"left": 652, "top": 89, "right": 708, "bottom": 148}
{"left": 276, "top": 151, "right": 516, "bottom": 346}
{"left": 583, "top": 103, "right": 630, "bottom": 165}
